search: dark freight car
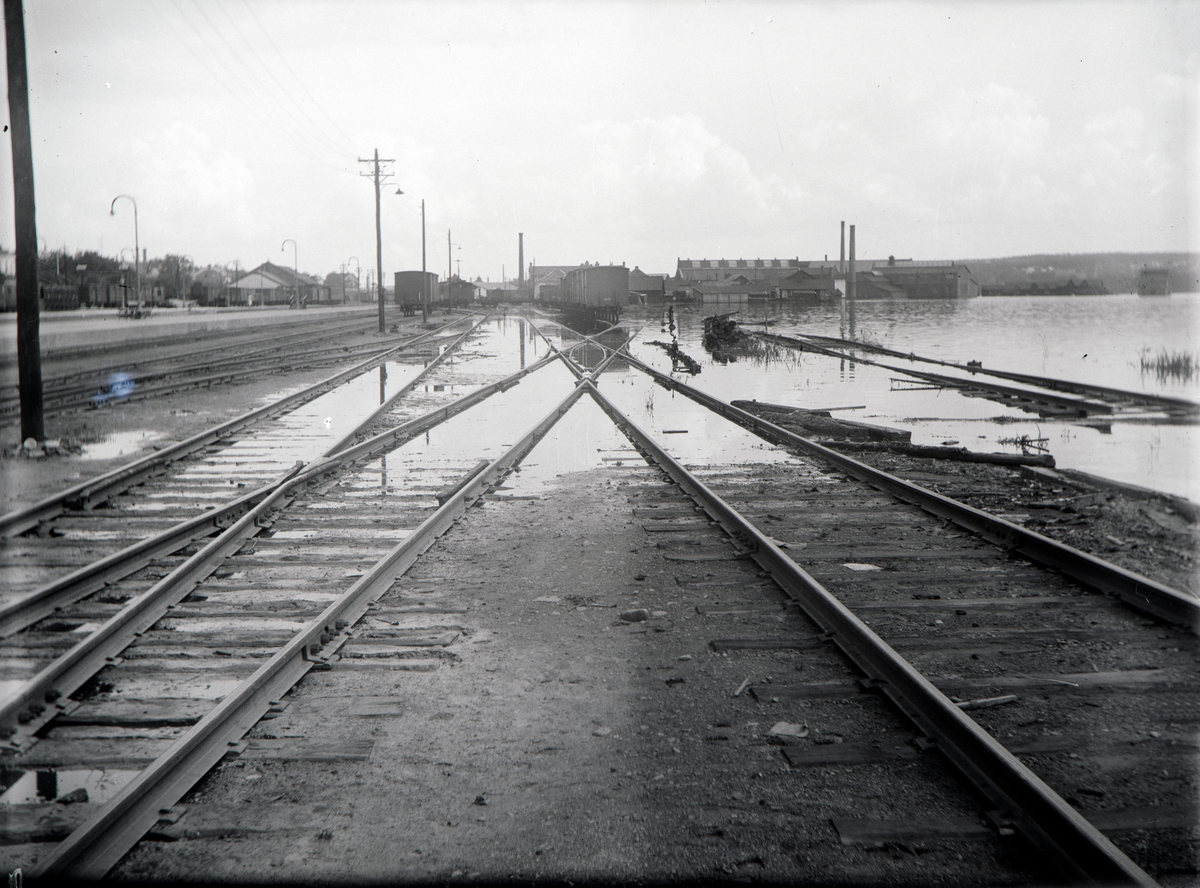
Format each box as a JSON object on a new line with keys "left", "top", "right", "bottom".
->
{"left": 394, "top": 270, "right": 441, "bottom": 312}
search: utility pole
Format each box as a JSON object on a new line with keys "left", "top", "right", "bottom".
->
{"left": 447, "top": 228, "right": 452, "bottom": 307}
{"left": 420, "top": 199, "right": 427, "bottom": 323}
{"left": 358, "top": 148, "right": 394, "bottom": 333}
{"left": 6, "top": 0, "right": 44, "bottom": 443}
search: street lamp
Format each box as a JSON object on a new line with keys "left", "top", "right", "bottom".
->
{"left": 281, "top": 238, "right": 299, "bottom": 308}
{"left": 110, "top": 195, "right": 138, "bottom": 310}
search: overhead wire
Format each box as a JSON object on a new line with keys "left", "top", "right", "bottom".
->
{"left": 163, "top": 0, "right": 352, "bottom": 174}
{"left": 181, "top": 0, "right": 351, "bottom": 170}
{"left": 211, "top": 0, "right": 361, "bottom": 160}
{"left": 236, "top": 0, "right": 363, "bottom": 158}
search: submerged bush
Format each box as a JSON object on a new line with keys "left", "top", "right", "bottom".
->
{"left": 1139, "top": 348, "right": 1198, "bottom": 382}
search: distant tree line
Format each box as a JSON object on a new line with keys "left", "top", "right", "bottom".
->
{"left": 959, "top": 252, "right": 1199, "bottom": 295}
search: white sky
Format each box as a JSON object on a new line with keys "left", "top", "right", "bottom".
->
{"left": 2, "top": 0, "right": 1197, "bottom": 282}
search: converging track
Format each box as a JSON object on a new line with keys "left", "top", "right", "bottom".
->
{"left": 0, "top": 307, "right": 1195, "bottom": 885}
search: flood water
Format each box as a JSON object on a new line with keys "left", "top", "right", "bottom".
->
{"left": 566, "top": 295, "right": 1199, "bottom": 502}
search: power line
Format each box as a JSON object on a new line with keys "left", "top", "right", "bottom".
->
{"left": 211, "top": 0, "right": 359, "bottom": 159}
{"left": 236, "top": 0, "right": 361, "bottom": 157}
{"left": 165, "top": 0, "right": 350, "bottom": 174}
{"left": 185, "top": 0, "right": 351, "bottom": 165}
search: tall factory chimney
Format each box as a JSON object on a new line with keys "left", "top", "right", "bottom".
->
{"left": 847, "top": 224, "right": 856, "bottom": 301}
{"left": 840, "top": 221, "right": 845, "bottom": 274}
{"left": 518, "top": 234, "right": 525, "bottom": 288}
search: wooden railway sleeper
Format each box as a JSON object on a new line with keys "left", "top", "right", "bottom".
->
{"left": 583, "top": 379, "right": 1159, "bottom": 888}
{"left": 608, "top": 347, "right": 1198, "bottom": 635}
{"left": 31, "top": 378, "right": 586, "bottom": 881}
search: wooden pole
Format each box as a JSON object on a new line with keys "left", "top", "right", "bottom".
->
{"left": 847, "top": 224, "right": 857, "bottom": 340}
{"left": 421, "top": 199, "right": 427, "bottom": 323}
{"left": 373, "top": 149, "right": 384, "bottom": 332}
{"left": 5, "top": 0, "right": 44, "bottom": 443}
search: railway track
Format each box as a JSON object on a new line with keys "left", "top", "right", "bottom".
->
{"left": 1, "top": 308, "right": 1195, "bottom": 883}
{"left": 0, "top": 313, "right": 484, "bottom": 539}
{"left": 0, "top": 310, "right": 583, "bottom": 877}
{"left": 529, "top": 312, "right": 1198, "bottom": 883}
{"left": 0, "top": 313, "right": 398, "bottom": 422}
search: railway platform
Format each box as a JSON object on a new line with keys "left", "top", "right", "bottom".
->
{"left": 0, "top": 304, "right": 379, "bottom": 354}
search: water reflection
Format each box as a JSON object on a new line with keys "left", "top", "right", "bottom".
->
{"left": 0, "top": 766, "right": 140, "bottom": 805}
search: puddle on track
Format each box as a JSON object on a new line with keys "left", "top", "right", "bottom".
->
{"left": 0, "top": 767, "right": 141, "bottom": 806}
{"left": 79, "top": 430, "right": 168, "bottom": 461}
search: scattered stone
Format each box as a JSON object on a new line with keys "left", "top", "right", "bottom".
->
{"left": 955, "top": 695, "right": 1019, "bottom": 711}
{"left": 57, "top": 787, "right": 89, "bottom": 804}
{"left": 534, "top": 596, "right": 561, "bottom": 603}
{"left": 472, "top": 795, "right": 487, "bottom": 806}
{"left": 767, "top": 721, "right": 809, "bottom": 739}
{"left": 620, "top": 608, "right": 650, "bottom": 623}
{"left": 592, "top": 727, "right": 612, "bottom": 737}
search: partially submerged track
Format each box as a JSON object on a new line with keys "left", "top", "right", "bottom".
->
{"left": 2, "top": 309, "right": 1195, "bottom": 884}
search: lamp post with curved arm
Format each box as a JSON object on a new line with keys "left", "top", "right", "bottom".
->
{"left": 281, "top": 238, "right": 299, "bottom": 308}
{"left": 110, "top": 195, "right": 138, "bottom": 310}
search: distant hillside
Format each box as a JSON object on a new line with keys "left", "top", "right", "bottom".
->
{"left": 956, "top": 253, "right": 1199, "bottom": 294}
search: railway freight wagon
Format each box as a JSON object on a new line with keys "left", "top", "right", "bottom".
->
{"left": 394, "top": 271, "right": 441, "bottom": 315}
{"left": 559, "top": 264, "right": 629, "bottom": 330}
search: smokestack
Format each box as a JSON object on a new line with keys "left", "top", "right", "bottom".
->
{"left": 847, "top": 224, "right": 856, "bottom": 302}
{"left": 840, "top": 221, "right": 845, "bottom": 274}
{"left": 518, "top": 233, "right": 524, "bottom": 288}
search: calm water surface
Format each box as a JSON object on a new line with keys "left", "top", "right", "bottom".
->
{"left": 612, "top": 295, "right": 1199, "bottom": 502}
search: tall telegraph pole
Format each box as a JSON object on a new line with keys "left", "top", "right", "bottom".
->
{"left": 420, "top": 199, "right": 427, "bottom": 323}
{"left": 5, "top": 0, "right": 44, "bottom": 443}
{"left": 358, "top": 148, "right": 394, "bottom": 333}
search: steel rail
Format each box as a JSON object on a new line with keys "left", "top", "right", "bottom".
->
{"left": 0, "top": 462, "right": 304, "bottom": 747}
{"left": 582, "top": 380, "right": 1158, "bottom": 887}
{"left": 0, "top": 481, "right": 272, "bottom": 638}
{"left": 324, "top": 312, "right": 491, "bottom": 454}
{"left": 2, "top": 313, "right": 382, "bottom": 394}
{"left": 782, "top": 331, "right": 1200, "bottom": 415}
{"left": 616, "top": 350, "right": 1199, "bottom": 634}
{"left": 754, "top": 331, "right": 1114, "bottom": 416}
{"left": 0, "top": 332, "right": 403, "bottom": 418}
{"left": 32, "top": 380, "right": 589, "bottom": 881}
{"left": 0, "top": 349, "right": 559, "bottom": 643}
{"left": 0, "top": 307, "right": 382, "bottom": 368}
{"left": 0, "top": 315, "right": 475, "bottom": 538}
